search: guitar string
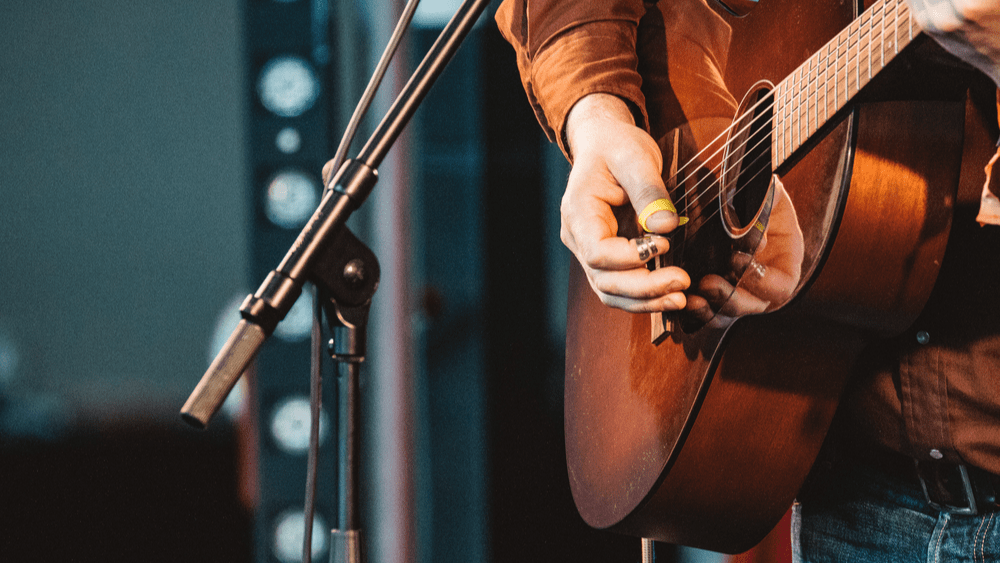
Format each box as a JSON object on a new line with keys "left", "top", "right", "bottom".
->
{"left": 668, "top": 0, "right": 908, "bottom": 219}
{"left": 661, "top": 1, "right": 915, "bottom": 280}
{"left": 663, "top": 0, "right": 911, "bottom": 235}
{"left": 662, "top": 0, "right": 907, "bottom": 215}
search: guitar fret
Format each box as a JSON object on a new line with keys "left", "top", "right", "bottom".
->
{"left": 782, "top": 73, "right": 789, "bottom": 156}
{"left": 776, "top": 83, "right": 782, "bottom": 161}
{"left": 817, "top": 47, "right": 826, "bottom": 130}
{"left": 794, "top": 66, "right": 802, "bottom": 150}
{"left": 881, "top": 2, "right": 887, "bottom": 67}
{"left": 895, "top": 0, "right": 902, "bottom": 54}
{"left": 782, "top": 83, "right": 789, "bottom": 165}
{"left": 861, "top": 9, "right": 871, "bottom": 82}
{"left": 789, "top": 68, "right": 795, "bottom": 154}
{"left": 772, "top": 83, "right": 778, "bottom": 167}
{"left": 840, "top": 32, "right": 848, "bottom": 108}
{"left": 873, "top": 1, "right": 885, "bottom": 71}
{"left": 853, "top": 22, "right": 860, "bottom": 97}
{"left": 834, "top": 40, "right": 839, "bottom": 115}
{"left": 821, "top": 45, "right": 830, "bottom": 123}
{"left": 771, "top": 83, "right": 788, "bottom": 169}
{"left": 809, "top": 56, "right": 816, "bottom": 140}
{"left": 800, "top": 62, "right": 807, "bottom": 144}
{"left": 770, "top": 0, "right": 917, "bottom": 170}
{"left": 860, "top": 24, "right": 870, "bottom": 90}
{"left": 908, "top": 1, "right": 913, "bottom": 40}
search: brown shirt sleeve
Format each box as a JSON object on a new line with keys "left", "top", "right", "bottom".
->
{"left": 495, "top": 0, "right": 649, "bottom": 158}
{"left": 496, "top": 0, "right": 740, "bottom": 160}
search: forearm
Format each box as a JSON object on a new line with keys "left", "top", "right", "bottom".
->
{"left": 909, "top": 0, "right": 1000, "bottom": 85}
{"left": 565, "top": 93, "right": 637, "bottom": 160}
{"left": 495, "top": 0, "right": 648, "bottom": 158}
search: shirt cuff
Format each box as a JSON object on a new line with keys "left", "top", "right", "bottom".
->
{"left": 530, "top": 21, "right": 648, "bottom": 159}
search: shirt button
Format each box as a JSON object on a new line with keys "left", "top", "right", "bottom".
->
{"left": 930, "top": 449, "right": 944, "bottom": 460}
{"left": 916, "top": 331, "right": 930, "bottom": 345}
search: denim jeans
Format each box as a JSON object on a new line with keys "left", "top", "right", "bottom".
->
{"left": 791, "top": 446, "right": 1000, "bottom": 563}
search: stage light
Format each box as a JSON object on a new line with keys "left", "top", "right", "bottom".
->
{"left": 257, "top": 56, "right": 320, "bottom": 118}
{"left": 207, "top": 294, "right": 252, "bottom": 420}
{"left": 272, "top": 288, "right": 314, "bottom": 342}
{"left": 275, "top": 127, "right": 302, "bottom": 154}
{"left": 269, "top": 395, "right": 330, "bottom": 455}
{"left": 264, "top": 169, "right": 320, "bottom": 230}
{"left": 272, "top": 509, "right": 328, "bottom": 563}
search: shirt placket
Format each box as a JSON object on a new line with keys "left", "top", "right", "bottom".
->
{"left": 900, "top": 330, "right": 954, "bottom": 461}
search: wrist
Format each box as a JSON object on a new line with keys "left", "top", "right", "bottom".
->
{"left": 565, "top": 93, "right": 636, "bottom": 159}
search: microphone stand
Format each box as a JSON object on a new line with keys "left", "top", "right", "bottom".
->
{"left": 180, "top": 0, "right": 492, "bottom": 561}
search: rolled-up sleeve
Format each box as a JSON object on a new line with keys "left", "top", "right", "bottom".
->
{"left": 496, "top": 0, "right": 649, "bottom": 157}
{"left": 907, "top": 0, "right": 1000, "bottom": 86}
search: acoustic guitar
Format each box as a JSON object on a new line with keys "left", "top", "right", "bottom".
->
{"left": 565, "top": 0, "right": 969, "bottom": 553}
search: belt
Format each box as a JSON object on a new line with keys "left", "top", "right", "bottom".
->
{"left": 862, "top": 444, "right": 1000, "bottom": 515}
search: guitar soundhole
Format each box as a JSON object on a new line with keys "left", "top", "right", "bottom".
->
{"left": 721, "top": 84, "right": 774, "bottom": 238}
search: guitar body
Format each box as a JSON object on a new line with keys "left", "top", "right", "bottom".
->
{"left": 564, "top": 0, "right": 967, "bottom": 553}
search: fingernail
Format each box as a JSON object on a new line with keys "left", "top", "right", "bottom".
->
{"left": 642, "top": 211, "right": 676, "bottom": 232}
{"left": 678, "top": 216, "right": 689, "bottom": 226}
{"left": 638, "top": 198, "right": 677, "bottom": 232}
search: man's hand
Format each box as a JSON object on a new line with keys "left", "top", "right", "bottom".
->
{"left": 909, "top": 0, "right": 1000, "bottom": 85}
{"left": 562, "top": 93, "right": 690, "bottom": 312}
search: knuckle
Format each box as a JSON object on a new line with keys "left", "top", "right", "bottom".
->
{"left": 579, "top": 247, "right": 601, "bottom": 268}
{"left": 592, "top": 276, "right": 612, "bottom": 294}
{"left": 598, "top": 292, "right": 617, "bottom": 308}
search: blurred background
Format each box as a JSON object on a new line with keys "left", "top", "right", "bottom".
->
{"left": 0, "top": 0, "right": 620, "bottom": 562}
{"left": 0, "top": 1, "right": 780, "bottom": 562}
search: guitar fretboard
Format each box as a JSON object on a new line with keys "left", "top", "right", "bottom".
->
{"left": 771, "top": 0, "right": 916, "bottom": 168}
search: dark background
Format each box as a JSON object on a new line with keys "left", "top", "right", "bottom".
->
{"left": 0, "top": 1, "right": 644, "bottom": 562}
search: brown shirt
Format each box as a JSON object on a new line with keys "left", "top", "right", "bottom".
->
{"left": 497, "top": 0, "right": 1000, "bottom": 474}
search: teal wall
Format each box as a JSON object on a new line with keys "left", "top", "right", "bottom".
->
{"left": 0, "top": 0, "right": 247, "bottom": 422}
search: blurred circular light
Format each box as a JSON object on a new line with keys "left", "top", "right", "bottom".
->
{"left": 273, "top": 510, "right": 328, "bottom": 563}
{"left": 273, "top": 290, "right": 314, "bottom": 342}
{"left": 208, "top": 294, "right": 246, "bottom": 364}
{"left": 265, "top": 170, "right": 320, "bottom": 230}
{"left": 207, "top": 294, "right": 252, "bottom": 420}
{"left": 269, "top": 395, "right": 330, "bottom": 455}
{"left": 257, "top": 56, "right": 320, "bottom": 117}
{"left": 221, "top": 377, "right": 249, "bottom": 420}
{"left": 275, "top": 127, "right": 302, "bottom": 154}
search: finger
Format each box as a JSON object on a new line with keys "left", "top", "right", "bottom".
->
{"left": 719, "top": 288, "right": 769, "bottom": 317}
{"left": 570, "top": 234, "right": 671, "bottom": 271}
{"left": 638, "top": 198, "right": 685, "bottom": 233}
{"left": 604, "top": 136, "right": 682, "bottom": 234}
{"left": 559, "top": 168, "right": 628, "bottom": 264}
{"left": 588, "top": 264, "right": 690, "bottom": 301}
{"left": 596, "top": 289, "right": 688, "bottom": 313}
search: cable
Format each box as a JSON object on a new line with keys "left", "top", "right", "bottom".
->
{"left": 304, "top": 1, "right": 422, "bottom": 561}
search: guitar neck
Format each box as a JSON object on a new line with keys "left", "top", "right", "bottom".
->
{"left": 771, "top": 0, "right": 918, "bottom": 169}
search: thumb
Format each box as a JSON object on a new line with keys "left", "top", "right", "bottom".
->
{"left": 607, "top": 140, "right": 682, "bottom": 234}
{"left": 633, "top": 185, "right": 682, "bottom": 234}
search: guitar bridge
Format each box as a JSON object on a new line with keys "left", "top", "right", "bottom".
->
{"left": 650, "top": 127, "right": 683, "bottom": 345}
{"left": 650, "top": 253, "right": 674, "bottom": 345}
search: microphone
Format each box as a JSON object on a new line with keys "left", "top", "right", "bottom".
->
{"left": 181, "top": 319, "right": 265, "bottom": 429}
{"left": 180, "top": 160, "right": 378, "bottom": 429}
